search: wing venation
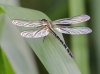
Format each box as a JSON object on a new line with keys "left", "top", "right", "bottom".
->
{"left": 52, "top": 14, "right": 90, "bottom": 24}
{"left": 21, "top": 28, "right": 49, "bottom": 38}
{"left": 55, "top": 26, "right": 92, "bottom": 34}
{"left": 12, "top": 19, "right": 42, "bottom": 27}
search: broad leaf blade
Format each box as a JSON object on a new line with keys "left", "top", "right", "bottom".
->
{"left": 0, "top": 4, "right": 81, "bottom": 74}
{"left": 0, "top": 8, "right": 15, "bottom": 74}
{"left": 0, "top": 47, "right": 7, "bottom": 74}
{"left": 0, "top": 7, "right": 39, "bottom": 74}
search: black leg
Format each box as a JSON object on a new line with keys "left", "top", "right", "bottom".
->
{"left": 43, "top": 36, "right": 46, "bottom": 42}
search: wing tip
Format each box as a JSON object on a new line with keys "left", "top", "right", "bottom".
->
{"left": 88, "top": 28, "right": 92, "bottom": 34}
{"left": 12, "top": 20, "right": 17, "bottom": 25}
{"left": 21, "top": 31, "right": 32, "bottom": 38}
{"left": 12, "top": 19, "right": 21, "bottom": 26}
{"left": 82, "top": 14, "right": 90, "bottom": 21}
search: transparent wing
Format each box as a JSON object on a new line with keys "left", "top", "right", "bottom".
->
{"left": 21, "top": 28, "right": 49, "bottom": 38}
{"left": 52, "top": 14, "right": 90, "bottom": 24}
{"left": 12, "top": 19, "right": 42, "bottom": 27}
{"left": 55, "top": 26, "right": 92, "bottom": 34}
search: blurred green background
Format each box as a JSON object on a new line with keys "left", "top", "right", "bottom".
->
{"left": 0, "top": 0, "right": 100, "bottom": 74}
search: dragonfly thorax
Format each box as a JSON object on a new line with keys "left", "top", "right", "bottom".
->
{"left": 40, "top": 19, "right": 53, "bottom": 28}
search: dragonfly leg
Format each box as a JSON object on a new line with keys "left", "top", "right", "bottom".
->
{"left": 43, "top": 36, "right": 46, "bottom": 42}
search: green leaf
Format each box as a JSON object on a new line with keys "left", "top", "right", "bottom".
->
{"left": 0, "top": 49, "right": 15, "bottom": 74}
{"left": 90, "top": 0, "right": 100, "bottom": 74}
{"left": 68, "top": 0, "right": 90, "bottom": 74}
{"left": 0, "top": 5, "right": 39, "bottom": 74}
{"left": 0, "top": 47, "right": 7, "bottom": 74}
{"left": 0, "top": 4, "right": 81, "bottom": 74}
{"left": 0, "top": 8, "right": 15, "bottom": 74}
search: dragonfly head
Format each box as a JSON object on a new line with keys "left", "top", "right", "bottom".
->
{"left": 41, "top": 19, "right": 47, "bottom": 22}
{"left": 40, "top": 19, "right": 48, "bottom": 25}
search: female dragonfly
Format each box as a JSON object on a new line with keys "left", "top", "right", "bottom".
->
{"left": 12, "top": 14, "right": 92, "bottom": 58}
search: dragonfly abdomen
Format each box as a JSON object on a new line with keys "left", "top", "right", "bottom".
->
{"left": 50, "top": 28, "right": 73, "bottom": 58}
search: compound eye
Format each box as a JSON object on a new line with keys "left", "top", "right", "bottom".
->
{"left": 41, "top": 19, "right": 47, "bottom": 22}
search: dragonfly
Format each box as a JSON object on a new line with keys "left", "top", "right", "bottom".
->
{"left": 12, "top": 14, "right": 92, "bottom": 58}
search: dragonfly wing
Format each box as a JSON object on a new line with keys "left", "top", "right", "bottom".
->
{"left": 21, "top": 28, "right": 49, "bottom": 38}
{"left": 55, "top": 26, "right": 92, "bottom": 34}
{"left": 12, "top": 19, "right": 42, "bottom": 27}
{"left": 52, "top": 14, "right": 90, "bottom": 24}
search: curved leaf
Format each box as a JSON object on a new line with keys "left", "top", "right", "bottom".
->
{"left": 0, "top": 4, "right": 81, "bottom": 74}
